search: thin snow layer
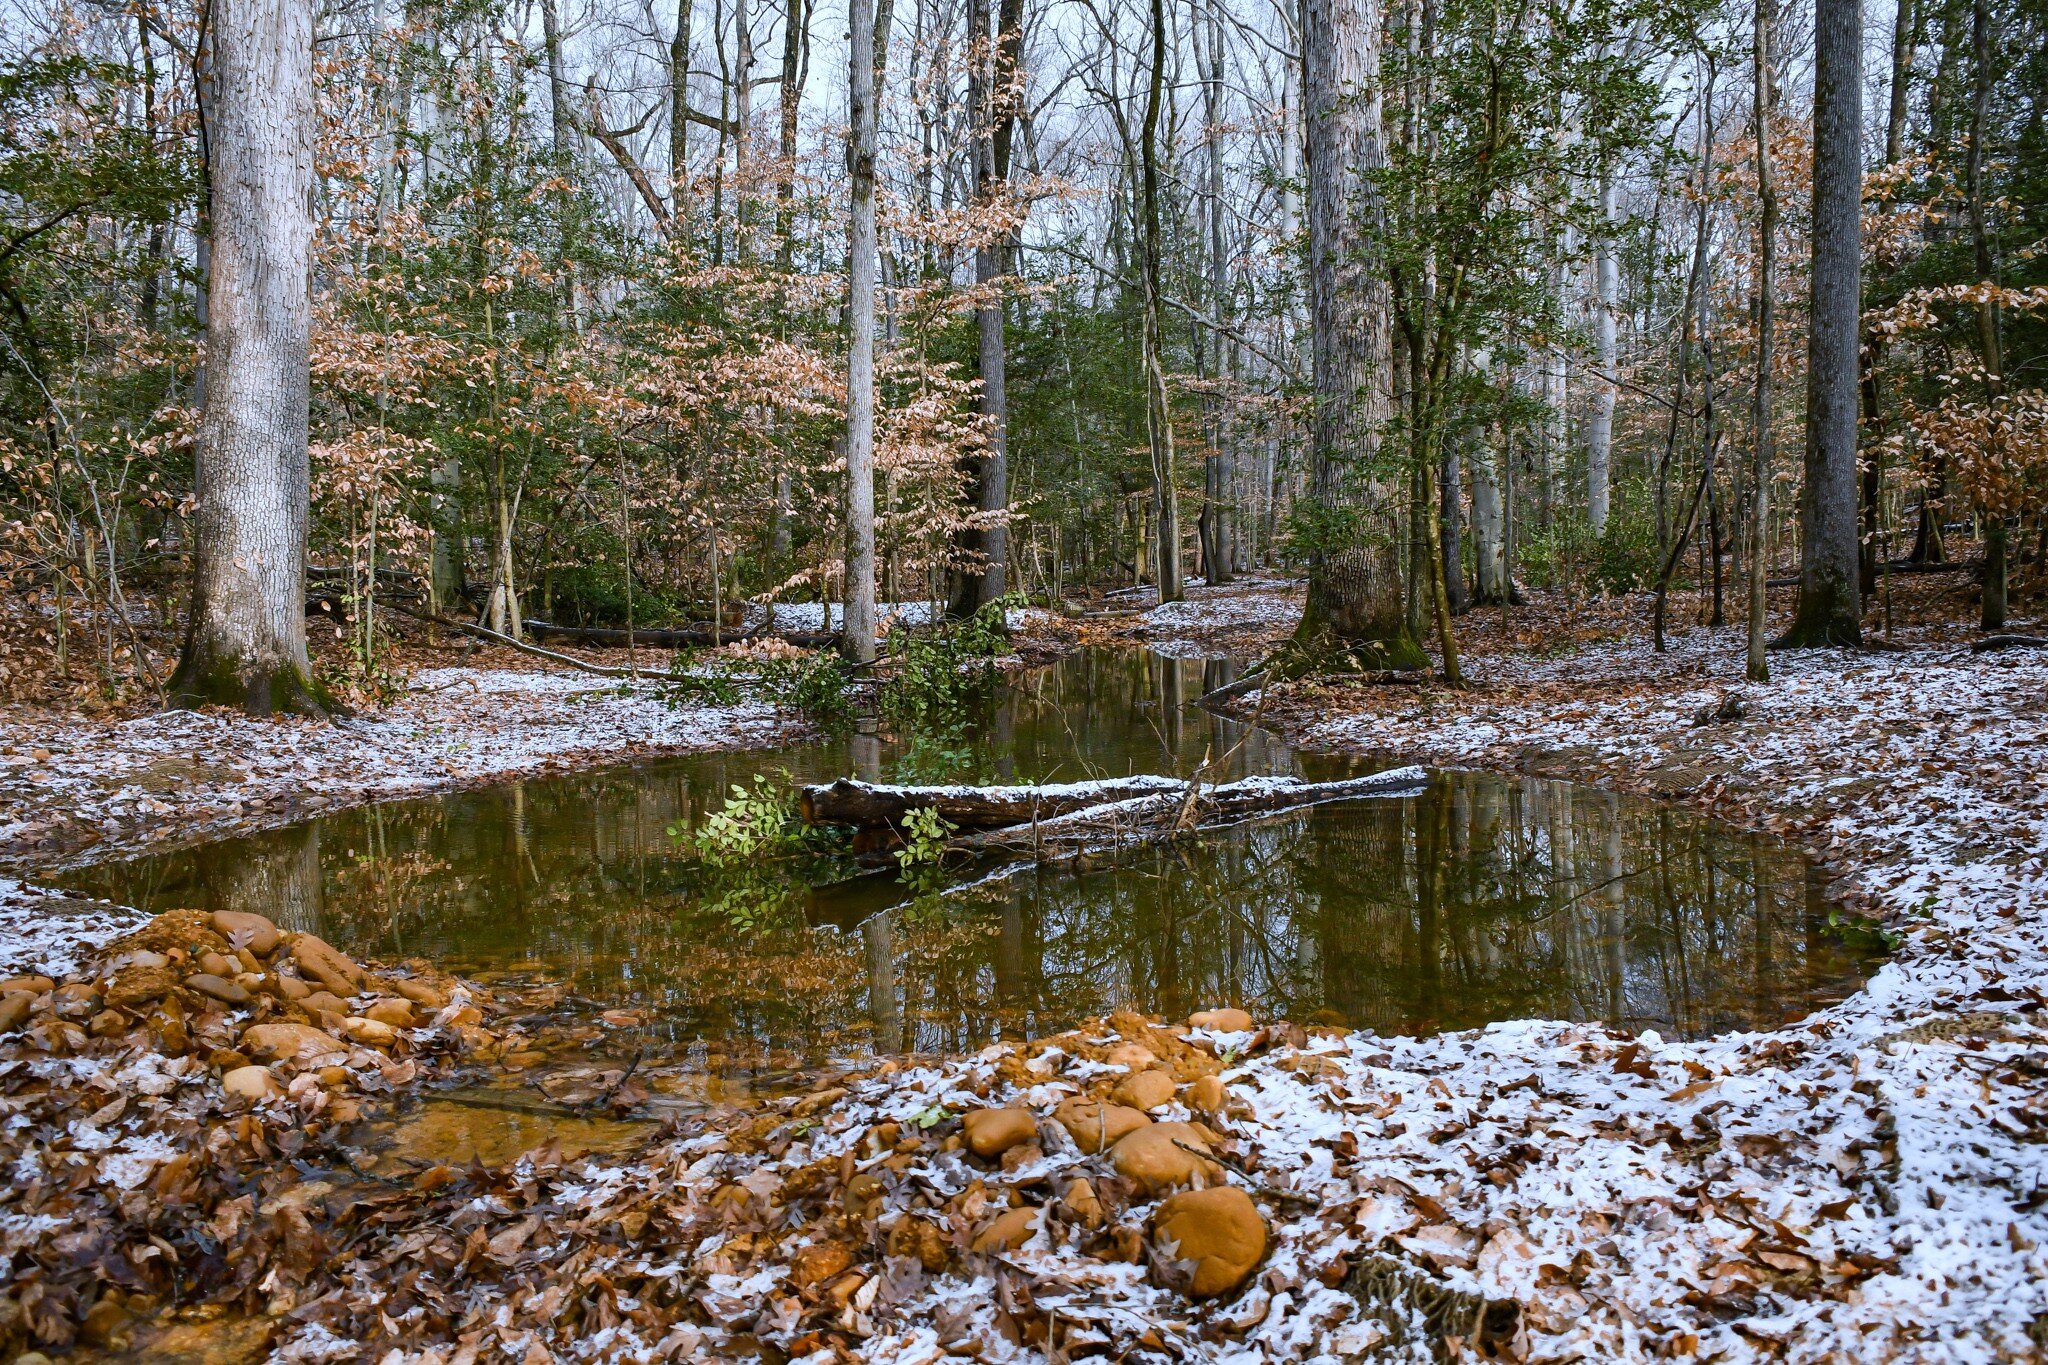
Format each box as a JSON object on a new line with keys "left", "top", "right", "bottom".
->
{"left": 0, "top": 880, "right": 146, "bottom": 976}
{"left": 0, "top": 668, "right": 783, "bottom": 865}
{"left": 276, "top": 647, "right": 2044, "bottom": 1361}
{"left": 754, "top": 602, "right": 1037, "bottom": 634}
{"left": 1142, "top": 589, "right": 1303, "bottom": 636}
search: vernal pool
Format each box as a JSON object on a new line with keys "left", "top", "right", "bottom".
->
{"left": 62, "top": 647, "right": 1881, "bottom": 1089}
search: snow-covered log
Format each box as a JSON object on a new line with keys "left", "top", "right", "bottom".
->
{"left": 799, "top": 774, "right": 1192, "bottom": 829}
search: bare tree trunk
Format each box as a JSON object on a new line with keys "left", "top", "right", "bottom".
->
{"left": 1294, "top": 0, "right": 1422, "bottom": 667}
{"left": 1778, "top": 0, "right": 1862, "bottom": 648}
{"left": 843, "top": 0, "right": 885, "bottom": 663}
{"left": 1197, "top": 0, "right": 1233, "bottom": 583}
{"left": 1139, "top": 0, "right": 1182, "bottom": 603}
{"left": 672, "top": 0, "right": 694, "bottom": 231}
{"left": 946, "top": 0, "right": 1020, "bottom": 616}
{"left": 1587, "top": 167, "right": 1619, "bottom": 537}
{"left": 169, "top": 0, "right": 322, "bottom": 714}
{"left": 1967, "top": 0, "right": 2006, "bottom": 629}
{"left": 1748, "top": 0, "right": 1775, "bottom": 681}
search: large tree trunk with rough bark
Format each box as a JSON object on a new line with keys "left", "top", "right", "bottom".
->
{"left": 1778, "top": 0, "right": 1863, "bottom": 648}
{"left": 169, "top": 0, "right": 323, "bottom": 714}
{"left": 1294, "top": 0, "right": 1423, "bottom": 668}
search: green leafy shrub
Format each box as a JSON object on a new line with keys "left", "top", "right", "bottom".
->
{"left": 879, "top": 595, "right": 1018, "bottom": 728}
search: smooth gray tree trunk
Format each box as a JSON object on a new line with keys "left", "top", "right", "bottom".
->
{"left": 169, "top": 0, "right": 322, "bottom": 714}
{"left": 844, "top": 0, "right": 883, "bottom": 663}
{"left": 1587, "top": 170, "right": 1619, "bottom": 537}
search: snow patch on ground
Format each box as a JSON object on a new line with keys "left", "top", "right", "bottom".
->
{"left": 0, "top": 668, "right": 785, "bottom": 867}
{"left": 0, "top": 880, "right": 146, "bottom": 976}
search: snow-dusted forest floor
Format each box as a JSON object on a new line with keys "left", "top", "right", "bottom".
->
{"left": 0, "top": 666, "right": 785, "bottom": 868}
{"left": 1, "top": 587, "right": 2044, "bottom": 1362}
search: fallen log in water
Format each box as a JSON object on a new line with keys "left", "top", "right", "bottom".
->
{"left": 838, "top": 766, "right": 1431, "bottom": 867}
{"left": 957, "top": 767, "right": 1431, "bottom": 856}
{"left": 799, "top": 773, "right": 1191, "bottom": 829}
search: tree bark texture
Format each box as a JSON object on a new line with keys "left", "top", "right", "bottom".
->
{"left": 1780, "top": 0, "right": 1863, "bottom": 647}
{"left": 169, "top": 0, "right": 322, "bottom": 714}
{"left": 844, "top": 0, "right": 882, "bottom": 662}
{"left": 1295, "top": 0, "right": 1422, "bottom": 667}
{"left": 1587, "top": 169, "right": 1619, "bottom": 538}
{"left": 1749, "top": 0, "right": 1776, "bottom": 681}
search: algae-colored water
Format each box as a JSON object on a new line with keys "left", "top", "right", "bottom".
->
{"left": 66, "top": 648, "right": 1879, "bottom": 1077}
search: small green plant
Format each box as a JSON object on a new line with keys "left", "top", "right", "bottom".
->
{"left": 693, "top": 775, "right": 802, "bottom": 866}
{"left": 658, "top": 649, "right": 744, "bottom": 707}
{"left": 894, "top": 804, "right": 957, "bottom": 885}
{"left": 879, "top": 595, "right": 1019, "bottom": 728}
{"left": 908, "top": 1103, "right": 953, "bottom": 1130}
{"left": 755, "top": 650, "right": 857, "bottom": 728}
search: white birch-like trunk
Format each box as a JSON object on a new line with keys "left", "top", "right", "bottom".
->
{"left": 169, "top": 0, "right": 320, "bottom": 714}
{"left": 843, "top": 0, "right": 881, "bottom": 663}
{"left": 1587, "top": 171, "right": 1619, "bottom": 537}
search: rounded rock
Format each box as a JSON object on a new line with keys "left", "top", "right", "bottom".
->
{"left": 221, "top": 1065, "right": 282, "bottom": 1101}
{"left": 241, "top": 1022, "right": 348, "bottom": 1064}
{"left": 363, "top": 998, "right": 416, "bottom": 1029}
{"left": 340, "top": 1016, "right": 398, "bottom": 1048}
{"left": 1187, "top": 1007, "right": 1253, "bottom": 1032}
{"left": 963, "top": 1107, "right": 1037, "bottom": 1159}
{"left": 1054, "top": 1098, "right": 1152, "bottom": 1154}
{"left": 288, "top": 933, "right": 364, "bottom": 996}
{"left": 1151, "top": 1186, "right": 1267, "bottom": 1297}
{"left": 1110, "top": 1069, "right": 1178, "bottom": 1113}
{"left": 1108, "top": 1121, "right": 1221, "bottom": 1196}
{"left": 185, "top": 973, "right": 252, "bottom": 1006}
{"left": 0, "top": 991, "right": 35, "bottom": 1033}
{"left": 970, "top": 1205, "right": 1040, "bottom": 1254}
{"left": 1187, "top": 1074, "right": 1229, "bottom": 1115}
{"left": 210, "top": 911, "right": 281, "bottom": 958}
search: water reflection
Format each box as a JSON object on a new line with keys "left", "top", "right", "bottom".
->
{"left": 62, "top": 649, "right": 1878, "bottom": 1074}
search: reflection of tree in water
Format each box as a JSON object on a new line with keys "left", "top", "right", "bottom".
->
{"left": 69, "top": 657, "right": 1879, "bottom": 1071}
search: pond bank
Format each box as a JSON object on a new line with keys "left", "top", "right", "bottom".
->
{"left": 1, "top": 592, "right": 2044, "bottom": 1361}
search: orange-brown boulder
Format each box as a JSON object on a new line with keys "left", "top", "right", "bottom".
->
{"left": 289, "top": 934, "right": 364, "bottom": 996}
{"left": 241, "top": 1022, "right": 348, "bottom": 1064}
{"left": 1110, "top": 1069, "right": 1177, "bottom": 1112}
{"left": 1151, "top": 1186, "right": 1267, "bottom": 1297}
{"left": 209, "top": 911, "right": 281, "bottom": 958}
{"left": 1109, "top": 1121, "right": 1221, "bottom": 1195}
{"left": 970, "top": 1205, "right": 1040, "bottom": 1254}
{"left": 963, "top": 1107, "right": 1037, "bottom": 1159}
{"left": 1187, "top": 1008, "right": 1253, "bottom": 1032}
{"left": 1054, "top": 1098, "right": 1151, "bottom": 1153}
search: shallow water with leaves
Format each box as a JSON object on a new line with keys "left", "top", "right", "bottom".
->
{"left": 64, "top": 648, "right": 1879, "bottom": 1084}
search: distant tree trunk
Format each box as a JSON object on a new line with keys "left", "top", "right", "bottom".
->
{"left": 1197, "top": 0, "right": 1233, "bottom": 583}
{"left": 671, "top": 0, "right": 694, "bottom": 231}
{"left": 1294, "top": 0, "right": 1422, "bottom": 667}
{"left": 844, "top": 0, "right": 884, "bottom": 663}
{"left": 1777, "top": 0, "right": 1862, "bottom": 648}
{"left": 1139, "top": 0, "right": 1183, "bottom": 603}
{"left": 1748, "top": 0, "right": 1775, "bottom": 682}
{"left": 168, "top": 0, "right": 323, "bottom": 714}
{"left": 1967, "top": 0, "right": 2006, "bottom": 629}
{"left": 1439, "top": 433, "right": 1467, "bottom": 614}
{"left": 948, "top": 0, "right": 1018, "bottom": 615}
{"left": 1587, "top": 166, "right": 1619, "bottom": 537}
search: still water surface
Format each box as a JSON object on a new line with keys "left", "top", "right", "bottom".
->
{"left": 64, "top": 648, "right": 1878, "bottom": 1077}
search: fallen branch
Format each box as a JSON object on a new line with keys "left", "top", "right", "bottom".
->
{"left": 954, "top": 767, "right": 1431, "bottom": 858}
{"left": 1973, "top": 634, "right": 2048, "bottom": 653}
{"left": 380, "top": 603, "right": 642, "bottom": 679}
